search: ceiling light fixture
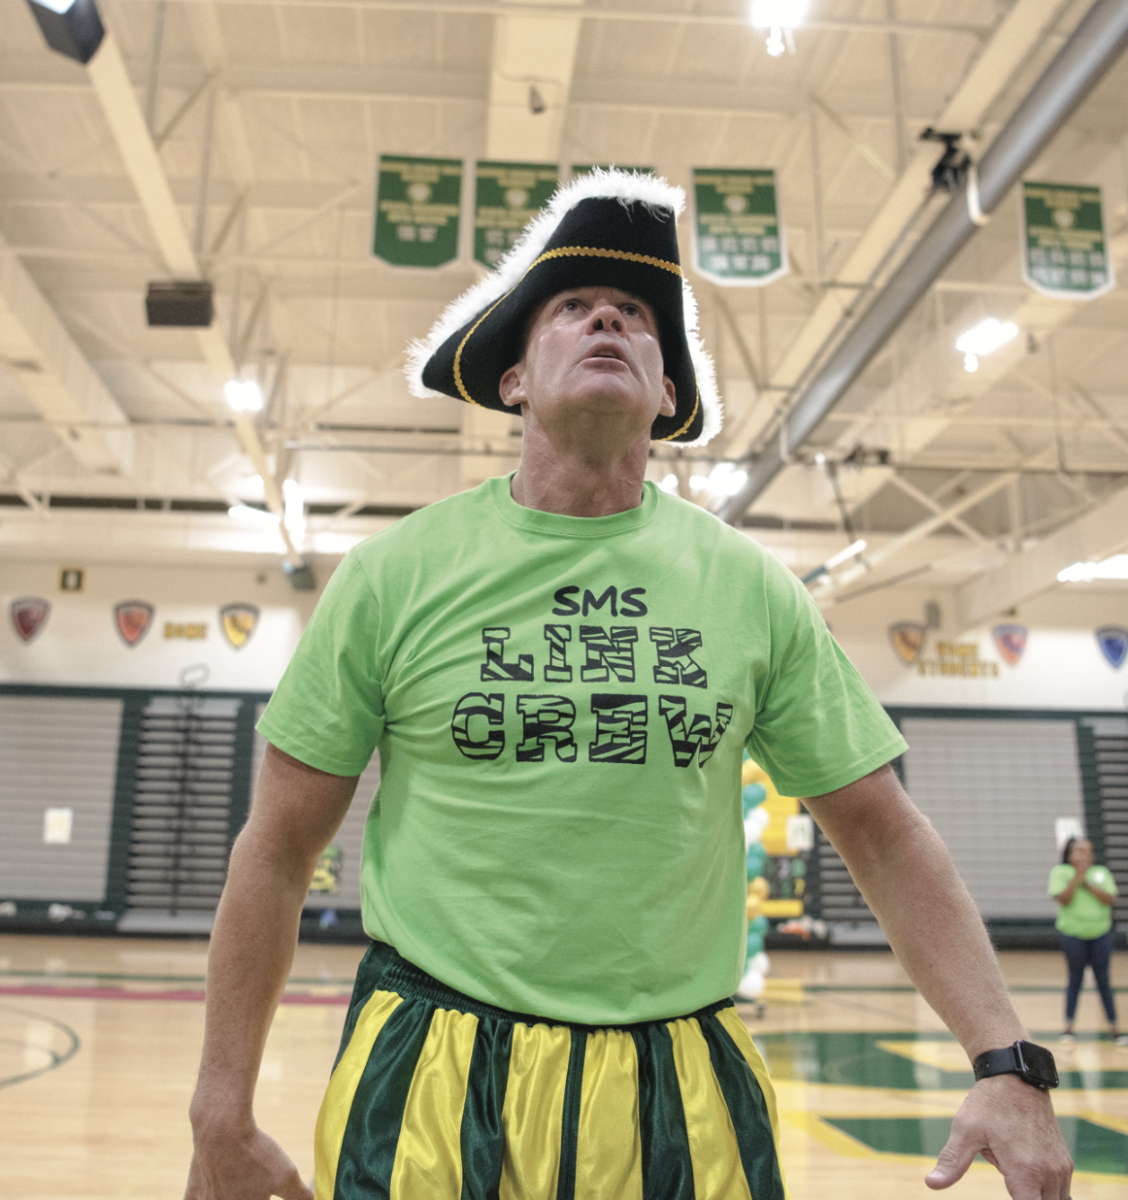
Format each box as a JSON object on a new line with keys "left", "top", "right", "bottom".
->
{"left": 750, "top": 0, "right": 806, "bottom": 56}
{"left": 228, "top": 504, "right": 279, "bottom": 528}
{"left": 26, "top": 0, "right": 104, "bottom": 65}
{"left": 1057, "top": 554, "right": 1128, "bottom": 583}
{"left": 955, "top": 317, "right": 1018, "bottom": 373}
{"left": 825, "top": 538, "right": 868, "bottom": 571}
{"left": 701, "top": 462, "right": 749, "bottom": 497}
{"left": 658, "top": 474, "right": 680, "bottom": 494}
{"left": 283, "top": 479, "right": 306, "bottom": 544}
{"left": 800, "top": 538, "right": 868, "bottom": 584}
{"left": 224, "top": 379, "right": 264, "bottom": 413}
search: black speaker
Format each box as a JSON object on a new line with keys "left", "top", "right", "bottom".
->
{"left": 145, "top": 281, "right": 214, "bottom": 328}
{"left": 26, "top": 0, "right": 105, "bottom": 66}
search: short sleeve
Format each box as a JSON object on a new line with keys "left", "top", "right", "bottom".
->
{"left": 257, "top": 551, "right": 385, "bottom": 776}
{"left": 744, "top": 560, "right": 907, "bottom": 798}
{"left": 1048, "top": 864, "right": 1074, "bottom": 897}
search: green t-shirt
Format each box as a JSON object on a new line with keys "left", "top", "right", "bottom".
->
{"left": 259, "top": 475, "right": 907, "bottom": 1022}
{"left": 1048, "top": 862, "right": 1118, "bottom": 939}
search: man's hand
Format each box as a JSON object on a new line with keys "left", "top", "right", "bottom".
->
{"left": 184, "top": 1122, "right": 313, "bottom": 1200}
{"left": 925, "top": 1075, "right": 1072, "bottom": 1200}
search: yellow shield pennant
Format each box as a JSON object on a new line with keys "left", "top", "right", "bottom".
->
{"left": 888, "top": 621, "right": 927, "bottom": 666}
{"left": 220, "top": 603, "right": 259, "bottom": 650}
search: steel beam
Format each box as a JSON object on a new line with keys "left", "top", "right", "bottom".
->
{"left": 958, "top": 483, "right": 1128, "bottom": 625}
{"left": 718, "top": 0, "right": 1128, "bottom": 524}
{"left": 0, "top": 227, "right": 132, "bottom": 475}
{"left": 84, "top": 29, "right": 307, "bottom": 570}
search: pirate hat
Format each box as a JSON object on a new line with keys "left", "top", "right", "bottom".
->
{"left": 406, "top": 169, "right": 721, "bottom": 445}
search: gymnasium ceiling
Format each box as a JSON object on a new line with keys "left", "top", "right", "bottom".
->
{"left": 1, "top": 0, "right": 1126, "bottom": 623}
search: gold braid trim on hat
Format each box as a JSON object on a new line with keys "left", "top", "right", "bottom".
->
{"left": 453, "top": 245, "right": 683, "bottom": 408}
{"left": 453, "top": 289, "right": 516, "bottom": 407}
{"left": 655, "top": 385, "right": 701, "bottom": 441}
{"left": 529, "top": 246, "right": 683, "bottom": 275}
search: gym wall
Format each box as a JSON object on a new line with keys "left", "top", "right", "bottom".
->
{"left": 2, "top": 556, "right": 1125, "bottom": 942}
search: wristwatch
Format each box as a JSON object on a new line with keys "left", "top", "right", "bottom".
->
{"left": 972, "top": 1040, "right": 1059, "bottom": 1090}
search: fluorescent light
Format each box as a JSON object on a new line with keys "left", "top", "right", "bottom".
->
{"left": 228, "top": 504, "right": 279, "bottom": 527}
{"left": 1057, "top": 554, "right": 1128, "bottom": 583}
{"left": 34, "top": 0, "right": 80, "bottom": 12}
{"left": 765, "top": 28, "right": 786, "bottom": 56}
{"left": 825, "top": 539, "right": 868, "bottom": 571}
{"left": 224, "top": 379, "right": 264, "bottom": 412}
{"left": 955, "top": 318, "right": 1018, "bottom": 373}
{"left": 658, "top": 473, "right": 679, "bottom": 494}
{"left": 751, "top": 0, "right": 808, "bottom": 28}
{"left": 689, "top": 474, "right": 710, "bottom": 491}
{"left": 283, "top": 479, "right": 306, "bottom": 541}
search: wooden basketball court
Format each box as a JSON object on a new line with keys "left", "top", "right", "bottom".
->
{"left": 2, "top": 935, "right": 1125, "bottom": 1199}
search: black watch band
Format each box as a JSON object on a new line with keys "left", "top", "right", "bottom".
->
{"left": 972, "top": 1040, "right": 1058, "bottom": 1090}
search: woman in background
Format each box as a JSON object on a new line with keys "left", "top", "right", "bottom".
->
{"left": 1049, "top": 836, "right": 1125, "bottom": 1045}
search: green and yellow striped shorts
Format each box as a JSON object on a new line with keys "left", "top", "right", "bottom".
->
{"left": 315, "top": 941, "right": 786, "bottom": 1200}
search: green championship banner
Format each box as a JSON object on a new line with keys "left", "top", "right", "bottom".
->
{"left": 692, "top": 168, "right": 787, "bottom": 286}
{"left": 1021, "top": 181, "right": 1114, "bottom": 299}
{"left": 373, "top": 156, "right": 462, "bottom": 268}
{"left": 474, "top": 161, "right": 558, "bottom": 268}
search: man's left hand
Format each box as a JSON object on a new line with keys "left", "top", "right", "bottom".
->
{"left": 925, "top": 1075, "right": 1072, "bottom": 1199}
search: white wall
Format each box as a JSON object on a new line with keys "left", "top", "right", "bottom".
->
{"left": 831, "top": 583, "right": 1128, "bottom": 711}
{"left": 3, "top": 552, "right": 1126, "bottom": 710}
{"left": 1, "top": 557, "right": 327, "bottom": 691}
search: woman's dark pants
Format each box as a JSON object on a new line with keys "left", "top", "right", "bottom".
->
{"left": 1060, "top": 930, "right": 1117, "bottom": 1024}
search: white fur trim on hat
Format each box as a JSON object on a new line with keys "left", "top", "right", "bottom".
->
{"left": 404, "top": 167, "right": 721, "bottom": 447}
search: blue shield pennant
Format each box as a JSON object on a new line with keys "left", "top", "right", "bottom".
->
{"left": 1095, "top": 625, "right": 1128, "bottom": 669}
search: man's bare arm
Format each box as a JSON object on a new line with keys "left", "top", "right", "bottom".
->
{"left": 185, "top": 743, "right": 360, "bottom": 1200}
{"left": 804, "top": 765, "right": 1072, "bottom": 1200}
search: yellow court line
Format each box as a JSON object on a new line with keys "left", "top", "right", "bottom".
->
{"left": 874, "top": 1040, "right": 973, "bottom": 1071}
{"left": 1072, "top": 1108, "right": 1128, "bottom": 1136}
{"left": 782, "top": 1109, "right": 1128, "bottom": 1182}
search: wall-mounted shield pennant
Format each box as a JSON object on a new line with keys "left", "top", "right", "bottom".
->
{"left": 888, "top": 621, "right": 927, "bottom": 666}
{"left": 114, "top": 600, "right": 154, "bottom": 647}
{"left": 1095, "top": 625, "right": 1128, "bottom": 670}
{"left": 992, "top": 623, "right": 1028, "bottom": 667}
{"left": 220, "top": 603, "right": 259, "bottom": 649}
{"left": 11, "top": 597, "right": 50, "bottom": 643}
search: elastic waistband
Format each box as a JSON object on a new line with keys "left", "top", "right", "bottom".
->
{"left": 364, "top": 940, "right": 736, "bottom": 1034}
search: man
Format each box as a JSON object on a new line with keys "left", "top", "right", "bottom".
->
{"left": 185, "top": 171, "right": 1071, "bottom": 1200}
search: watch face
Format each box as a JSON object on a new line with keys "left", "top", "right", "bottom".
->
{"left": 1017, "top": 1041, "right": 1059, "bottom": 1088}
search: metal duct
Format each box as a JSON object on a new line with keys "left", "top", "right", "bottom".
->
{"left": 718, "top": 0, "right": 1128, "bottom": 525}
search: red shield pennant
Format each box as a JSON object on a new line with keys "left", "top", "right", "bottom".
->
{"left": 992, "top": 623, "right": 1027, "bottom": 667}
{"left": 11, "top": 597, "right": 50, "bottom": 643}
{"left": 114, "top": 600, "right": 154, "bottom": 647}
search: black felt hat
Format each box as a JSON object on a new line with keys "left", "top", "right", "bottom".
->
{"left": 406, "top": 169, "right": 720, "bottom": 445}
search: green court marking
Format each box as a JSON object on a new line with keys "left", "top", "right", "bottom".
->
{"left": 754, "top": 1031, "right": 1128, "bottom": 1091}
{"left": 0, "top": 1004, "right": 81, "bottom": 1089}
{"left": 824, "top": 1116, "right": 1128, "bottom": 1176}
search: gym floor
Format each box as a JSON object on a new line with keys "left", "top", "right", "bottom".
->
{"left": 1, "top": 936, "right": 1125, "bottom": 1199}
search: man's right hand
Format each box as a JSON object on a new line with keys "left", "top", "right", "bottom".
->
{"left": 184, "top": 1124, "right": 313, "bottom": 1200}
